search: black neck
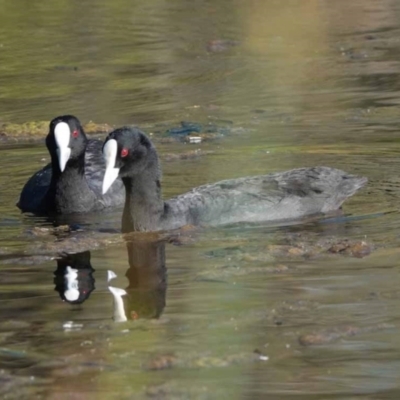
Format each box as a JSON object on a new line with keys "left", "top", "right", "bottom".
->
{"left": 54, "top": 151, "right": 85, "bottom": 178}
{"left": 121, "top": 171, "right": 164, "bottom": 232}
{"left": 125, "top": 240, "right": 167, "bottom": 318}
{"left": 46, "top": 152, "right": 94, "bottom": 213}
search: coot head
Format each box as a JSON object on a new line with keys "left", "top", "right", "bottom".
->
{"left": 46, "top": 115, "right": 87, "bottom": 173}
{"left": 102, "top": 127, "right": 158, "bottom": 194}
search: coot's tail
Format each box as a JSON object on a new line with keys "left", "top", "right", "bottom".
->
{"left": 341, "top": 174, "right": 368, "bottom": 198}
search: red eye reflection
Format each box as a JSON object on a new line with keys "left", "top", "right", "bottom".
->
{"left": 131, "top": 311, "right": 138, "bottom": 320}
{"left": 72, "top": 130, "right": 79, "bottom": 138}
{"left": 121, "top": 148, "right": 129, "bottom": 157}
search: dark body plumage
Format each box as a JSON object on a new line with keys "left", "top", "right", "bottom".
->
{"left": 102, "top": 127, "right": 367, "bottom": 233}
{"left": 18, "top": 115, "right": 124, "bottom": 214}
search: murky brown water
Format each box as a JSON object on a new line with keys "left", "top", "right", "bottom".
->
{"left": 1, "top": 0, "right": 400, "bottom": 398}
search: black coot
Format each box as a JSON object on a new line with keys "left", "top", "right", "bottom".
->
{"left": 101, "top": 127, "right": 368, "bottom": 233}
{"left": 18, "top": 115, "right": 124, "bottom": 214}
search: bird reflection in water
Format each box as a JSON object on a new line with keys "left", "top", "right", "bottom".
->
{"left": 53, "top": 251, "right": 95, "bottom": 304}
{"left": 109, "top": 238, "right": 167, "bottom": 322}
{"left": 54, "top": 237, "right": 167, "bottom": 321}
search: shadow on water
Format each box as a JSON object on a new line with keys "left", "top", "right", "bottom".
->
{"left": 0, "top": 237, "right": 169, "bottom": 316}
{"left": 123, "top": 239, "right": 167, "bottom": 320}
{"left": 54, "top": 239, "right": 167, "bottom": 321}
{"left": 0, "top": 235, "right": 170, "bottom": 397}
{"left": 54, "top": 251, "right": 96, "bottom": 305}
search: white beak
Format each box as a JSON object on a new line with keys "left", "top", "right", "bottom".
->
{"left": 102, "top": 139, "right": 120, "bottom": 194}
{"left": 54, "top": 122, "right": 71, "bottom": 172}
{"left": 64, "top": 266, "right": 79, "bottom": 302}
{"left": 107, "top": 270, "right": 118, "bottom": 282}
{"left": 108, "top": 286, "right": 127, "bottom": 322}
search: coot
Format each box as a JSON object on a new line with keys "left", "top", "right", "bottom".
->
{"left": 18, "top": 115, "right": 124, "bottom": 214}
{"left": 101, "top": 127, "right": 367, "bottom": 233}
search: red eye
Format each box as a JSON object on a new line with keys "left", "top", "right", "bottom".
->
{"left": 72, "top": 130, "right": 79, "bottom": 138}
{"left": 121, "top": 148, "right": 129, "bottom": 157}
{"left": 131, "top": 311, "right": 138, "bottom": 320}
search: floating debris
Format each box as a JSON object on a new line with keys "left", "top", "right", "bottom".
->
{"left": 299, "top": 323, "right": 393, "bottom": 346}
{"left": 327, "top": 239, "right": 372, "bottom": 258}
{"left": 162, "top": 121, "right": 230, "bottom": 139}
{"left": 266, "top": 237, "right": 374, "bottom": 259}
{"left": 188, "top": 136, "right": 202, "bottom": 144}
{"left": 253, "top": 349, "right": 269, "bottom": 361}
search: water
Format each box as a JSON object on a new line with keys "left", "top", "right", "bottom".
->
{"left": 1, "top": 0, "right": 400, "bottom": 398}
